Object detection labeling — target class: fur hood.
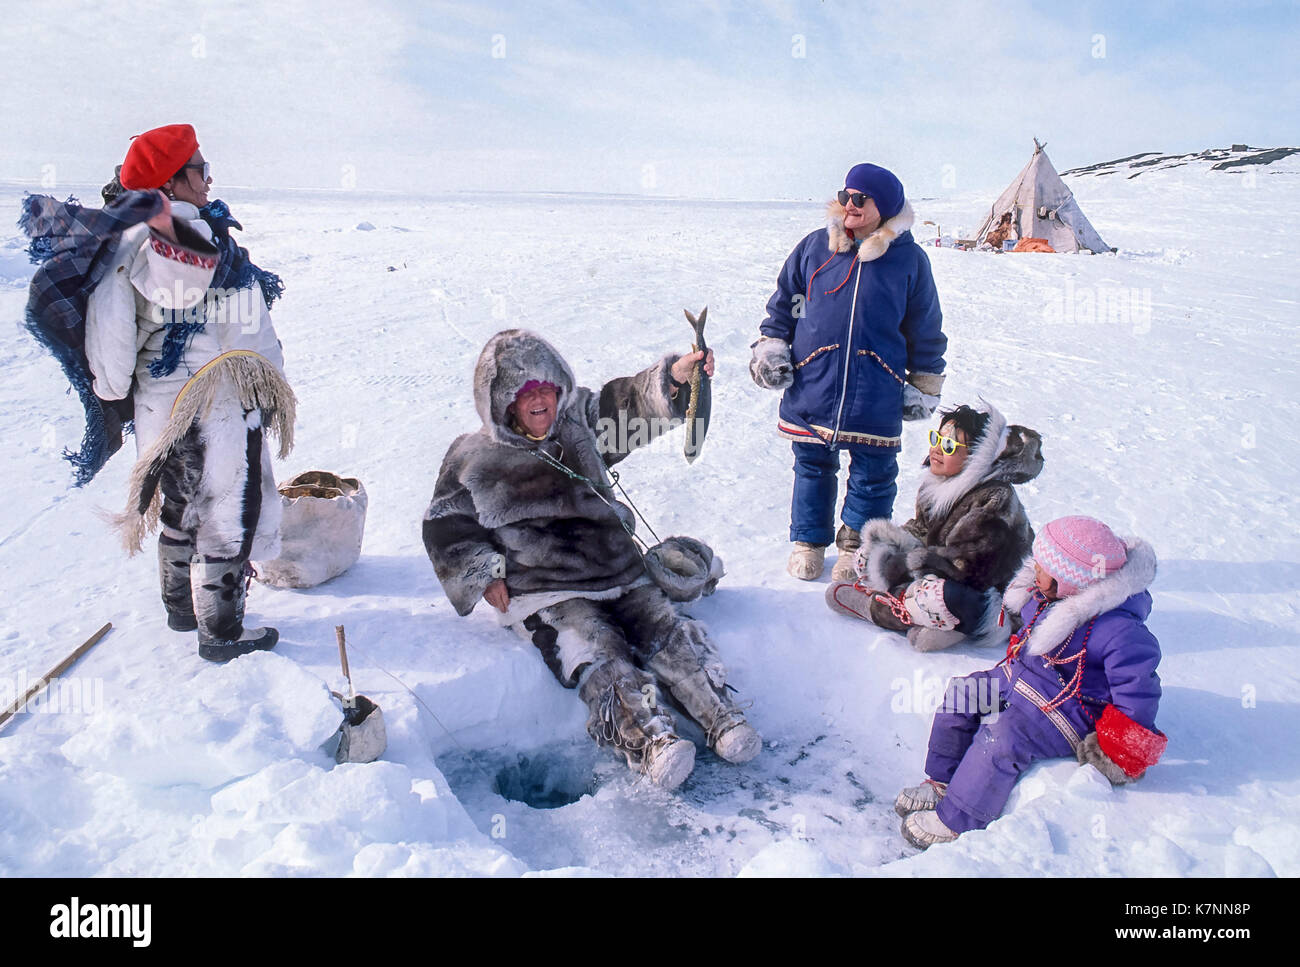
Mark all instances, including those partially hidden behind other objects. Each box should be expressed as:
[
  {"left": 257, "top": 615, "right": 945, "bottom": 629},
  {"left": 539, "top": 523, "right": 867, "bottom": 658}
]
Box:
[
  {"left": 915, "top": 402, "right": 1044, "bottom": 522},
  {"left": 826, "top": 199, "right": 916, "bottom": 263},
  {"left": 473, "top": 329, "right": 577, "bottom": 447},
  {"left": 1003, "top": 537, "right": 1158, "bottom": 656}
]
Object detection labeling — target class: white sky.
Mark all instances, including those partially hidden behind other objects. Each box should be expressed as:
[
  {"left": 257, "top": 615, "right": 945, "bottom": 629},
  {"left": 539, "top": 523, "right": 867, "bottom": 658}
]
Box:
[{"left": 2, "top": 0, "right": 1296, "bottom": 200}]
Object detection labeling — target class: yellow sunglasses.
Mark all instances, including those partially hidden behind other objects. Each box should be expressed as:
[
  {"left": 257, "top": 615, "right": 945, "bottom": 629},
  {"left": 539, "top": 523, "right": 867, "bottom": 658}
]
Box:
[{"left": 928, "top": 429, "right": 968, "bottom": 456}]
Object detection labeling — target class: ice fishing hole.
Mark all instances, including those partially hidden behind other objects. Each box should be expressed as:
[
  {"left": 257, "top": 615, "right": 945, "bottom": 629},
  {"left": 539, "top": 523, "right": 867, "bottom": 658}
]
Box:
[{"left": 493, "top": 750, "right": 598, "bottom": 809}]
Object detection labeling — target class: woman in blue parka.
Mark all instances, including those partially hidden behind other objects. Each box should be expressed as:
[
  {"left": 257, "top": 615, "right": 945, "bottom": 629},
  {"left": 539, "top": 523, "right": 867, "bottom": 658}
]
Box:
[{"left": 750, "top": 163, "right": 948, "bottom": 582}]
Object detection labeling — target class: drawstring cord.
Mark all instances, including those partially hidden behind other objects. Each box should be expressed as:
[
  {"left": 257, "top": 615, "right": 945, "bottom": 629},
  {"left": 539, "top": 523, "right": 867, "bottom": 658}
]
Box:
[
  {"left": 805, "top": 251, "right": 838, "bottom": 300},
  {"left": 853, "top": 581, "right": 913, "bottom": 626},
  {"left": 806, "top": 250, "right": 858, "bottom": 299},
  {"left": 822, "top": 257, "right": 856, "bottom": 295}
]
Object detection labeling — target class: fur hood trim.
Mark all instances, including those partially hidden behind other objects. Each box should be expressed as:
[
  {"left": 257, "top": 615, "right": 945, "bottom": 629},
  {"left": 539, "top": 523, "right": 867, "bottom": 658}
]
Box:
[
  {"left": 474, "top": 329, "right": 577, "bottom": 447},
  {"left": 826, "top": 200, "right": 916, "bottom": 262},
  {"left": 1004, "top": 537, "right": 1158, "bottom": 656},
  {"left": 916, "top": 401, "right": 1043, "bottom": 521}
]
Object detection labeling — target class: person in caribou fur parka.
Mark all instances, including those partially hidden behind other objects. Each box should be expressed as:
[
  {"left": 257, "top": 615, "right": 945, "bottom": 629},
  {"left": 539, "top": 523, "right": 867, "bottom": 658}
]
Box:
[
  {"left": 826, "top": 401, "right": 1044, "bottom": 651},
  {"left": 422, "top": 329, "right": 761, "bottom": 790}
]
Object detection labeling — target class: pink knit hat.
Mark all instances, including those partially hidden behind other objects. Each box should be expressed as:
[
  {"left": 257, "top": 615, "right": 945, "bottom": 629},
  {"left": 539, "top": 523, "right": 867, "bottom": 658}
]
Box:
[{"left": 1032, "top": 516, "right": 1128, "bottom": 597}]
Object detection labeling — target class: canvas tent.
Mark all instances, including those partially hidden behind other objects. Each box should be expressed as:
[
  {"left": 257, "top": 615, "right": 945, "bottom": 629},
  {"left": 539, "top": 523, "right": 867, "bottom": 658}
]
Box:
[{"left": 974, "top": 140, "right": 1112, "bottom": 253}]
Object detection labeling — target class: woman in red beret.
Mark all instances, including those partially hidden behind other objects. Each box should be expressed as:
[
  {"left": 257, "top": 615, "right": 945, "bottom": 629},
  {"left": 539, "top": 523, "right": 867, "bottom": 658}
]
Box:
[{"left": 85, "top": 123, "right": 295, "bottom": 661}]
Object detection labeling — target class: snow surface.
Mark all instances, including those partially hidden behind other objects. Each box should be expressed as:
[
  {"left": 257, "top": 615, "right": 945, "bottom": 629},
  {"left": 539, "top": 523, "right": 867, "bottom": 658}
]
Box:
[{"left": 1, "top": 157, "right": 1298, "bottom": 877}]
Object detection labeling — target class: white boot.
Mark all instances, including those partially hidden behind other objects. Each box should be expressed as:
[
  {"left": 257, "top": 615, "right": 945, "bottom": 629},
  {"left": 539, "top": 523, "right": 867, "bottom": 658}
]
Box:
[
  {"left": 901, "top": 809, "right": 959, "bottom": 849},
  {"left": 580, "top": 659, "right": 695, "bottom": 789},
  {"left": 907, "top": 626, "right": 968, "bottom": 652},
  {"left": 787, "top": 542, "right": 826, "bottom": 581},
  {"left": 711, "top": 719, "right": 762, "bottom": 763},
  {"left": 644, "top": 734, "right": 696, "bottom": 790},
  {"left": 646, "top": 633, "right": 762, "bottom": 764},
  {"left": 830, "top": 525, "right": 861, "bottom": 582},
  {"left": 894, "top": 778, "right": 947, "bottom": 816}
]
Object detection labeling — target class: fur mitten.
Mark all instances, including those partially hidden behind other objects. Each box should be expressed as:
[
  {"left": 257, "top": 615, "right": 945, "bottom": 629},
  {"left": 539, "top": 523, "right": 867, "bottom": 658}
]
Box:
[
  {"left": 902, "top": 383, "right": 941, "bottom": 421},
  {"left": 1088, "top": 703, "right": 1168, "bottom": 782},
  {"left": 643, "top": 536, "right": 724, "bottom": 602},
  {"left": 750, "top": 336, "right": 794, "bottom": 390},
  {"left": 854, "top": 520, "right": 922, "bottom": 589},
  {"left": 1077, "top": 732, "right": 1140, "bottom": 785},
  {"left": 905, "top": 545, "right": 964, "bottom": 582}
]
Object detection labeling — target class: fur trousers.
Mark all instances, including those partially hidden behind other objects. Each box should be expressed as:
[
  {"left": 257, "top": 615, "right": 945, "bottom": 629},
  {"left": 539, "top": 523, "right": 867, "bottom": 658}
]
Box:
[
  {"left": 513, "top": 585, "right": 727, "bottom": 694},
  {"left": 157, "top": 404, "right": 282, "bottom": 562}
]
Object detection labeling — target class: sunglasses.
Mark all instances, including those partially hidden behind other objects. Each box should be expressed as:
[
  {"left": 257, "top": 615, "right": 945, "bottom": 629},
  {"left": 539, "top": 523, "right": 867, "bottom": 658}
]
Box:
[
  {"left": 837, "top": 190, "right": 872, "bottom": 208},
  {"left": 928, "top": 429, "right": 968, "bottom": 456},
  {"left": 183, "top": 162, "right": 211, "bottom": 181}
]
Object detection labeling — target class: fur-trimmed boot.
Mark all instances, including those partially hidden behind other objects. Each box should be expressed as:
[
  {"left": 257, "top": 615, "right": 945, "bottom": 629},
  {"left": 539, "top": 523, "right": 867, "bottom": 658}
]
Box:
[
  {"left": 158, "top": 531, "right": 197, "bottom": 632},
  {"left": 646, "top": 633, "right": 761, "bottom": 764},
  {"left": 829, "top": 525, "right": 861, "bottom": 582},
  {"left": 579, "top": 658, "right": 696, "bottom": 789},
  {"left": 190, "top": 557, "right": 279, "bottom": 662},
  {"left": 787, "top": 542, "right": 826, "bottom": 581}
]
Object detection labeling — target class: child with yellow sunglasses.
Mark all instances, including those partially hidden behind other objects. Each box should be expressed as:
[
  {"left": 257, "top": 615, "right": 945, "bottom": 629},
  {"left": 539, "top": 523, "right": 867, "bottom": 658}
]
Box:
[{"left": 826, "top": 402, "right": 1044, "bottom": 651}]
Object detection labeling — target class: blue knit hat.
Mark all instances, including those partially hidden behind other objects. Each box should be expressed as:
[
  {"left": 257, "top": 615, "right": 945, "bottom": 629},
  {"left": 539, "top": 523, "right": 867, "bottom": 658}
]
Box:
[{"left": 844, "top": 163, "right": 905, "bottom": 221}]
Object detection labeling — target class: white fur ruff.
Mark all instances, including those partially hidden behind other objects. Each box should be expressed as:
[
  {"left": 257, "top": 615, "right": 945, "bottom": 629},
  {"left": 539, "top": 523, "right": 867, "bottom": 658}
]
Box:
[
  {"left": 915, "top": 401, "right": 1010, "bottom": 524},
  {"left": 826, "top": 201, "right": 917, "bottom": 263},
  {"left": 1003, "top": 538, "right": 1158, "bottom": 655}
]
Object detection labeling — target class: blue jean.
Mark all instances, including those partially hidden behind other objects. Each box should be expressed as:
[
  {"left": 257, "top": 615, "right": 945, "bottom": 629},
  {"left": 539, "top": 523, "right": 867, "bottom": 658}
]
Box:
[{"left": 789, "top": 442, "right": 899, "bottom": 545}]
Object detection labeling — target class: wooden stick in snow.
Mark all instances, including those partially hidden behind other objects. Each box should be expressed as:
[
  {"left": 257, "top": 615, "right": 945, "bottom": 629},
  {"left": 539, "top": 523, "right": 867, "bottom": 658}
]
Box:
[
  {"left": 0, "top": 622, "right": 112, "bottom": 729},
  {"left": 336, "top": 624, "right": 356, "bottom": 705}
]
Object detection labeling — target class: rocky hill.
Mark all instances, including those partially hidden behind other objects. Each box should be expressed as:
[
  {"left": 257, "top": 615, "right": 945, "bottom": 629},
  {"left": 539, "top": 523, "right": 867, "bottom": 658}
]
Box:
[{"left": 1062, "top": 145, "right": 1299, "bottom": 179}]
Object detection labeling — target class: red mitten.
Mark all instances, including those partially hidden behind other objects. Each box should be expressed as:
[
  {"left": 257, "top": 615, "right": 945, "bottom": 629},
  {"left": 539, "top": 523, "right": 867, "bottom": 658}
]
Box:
[{"left": 1094, "top": 704, "right": 1167, "bottom": 779}]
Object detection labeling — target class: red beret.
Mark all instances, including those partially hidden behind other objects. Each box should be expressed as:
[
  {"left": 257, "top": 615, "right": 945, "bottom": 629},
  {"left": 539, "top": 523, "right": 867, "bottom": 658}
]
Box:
[{"left": 120, "top": 124, "right": 199, "bottom": 190}]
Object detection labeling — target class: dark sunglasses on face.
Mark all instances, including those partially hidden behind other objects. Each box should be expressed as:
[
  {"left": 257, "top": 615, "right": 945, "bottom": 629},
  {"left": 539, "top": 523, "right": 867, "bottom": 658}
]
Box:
[
  {"left": 184, "top": 162, "right": 211, "bottom": 181},
  {"left": 838, "top": 190, "right": 872, "bottom": 208}
]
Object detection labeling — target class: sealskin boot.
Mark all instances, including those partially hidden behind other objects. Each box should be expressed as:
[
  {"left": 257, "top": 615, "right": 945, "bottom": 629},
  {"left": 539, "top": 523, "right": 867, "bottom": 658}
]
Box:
[
  {"left": 830, "top": 525, "right": 861, "bottom": 582},
  {"left": 191, "top": 557, "right": 279, "bottom": 662},
  {"left": 787, "top": 542, "right": 826, "bottom": 581},
  {"left": 579, "top": 659, "right": 695, "bottom": 789},
  {"left": 158, "top": 533, "right": 197, "bottom": 632},
  {"left": 646, "top": 634, "right": 761, "bottom": 764},
  {"left": 824, "top": 581, "right": 912, "bottom": 632}
]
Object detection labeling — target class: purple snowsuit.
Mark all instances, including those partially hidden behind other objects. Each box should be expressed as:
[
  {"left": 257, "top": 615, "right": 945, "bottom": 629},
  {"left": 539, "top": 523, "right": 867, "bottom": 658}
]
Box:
[{"left": 926, "top": 553, "right": 1161, "bottom": 834}]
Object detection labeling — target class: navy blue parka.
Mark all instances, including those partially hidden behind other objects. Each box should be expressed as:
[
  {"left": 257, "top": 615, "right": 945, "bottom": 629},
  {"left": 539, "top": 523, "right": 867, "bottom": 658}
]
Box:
[{"left": 760, "top": 201, "right": 947, "bottom": 447}]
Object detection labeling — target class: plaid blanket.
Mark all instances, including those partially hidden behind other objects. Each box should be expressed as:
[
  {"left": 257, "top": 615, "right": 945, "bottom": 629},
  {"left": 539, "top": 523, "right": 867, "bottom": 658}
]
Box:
[
  {"left": 20, "top": 192, "right": 285, "bottom": 485},
  {"left": 20, "top": 190, "right": 162, "bottom": 485}
]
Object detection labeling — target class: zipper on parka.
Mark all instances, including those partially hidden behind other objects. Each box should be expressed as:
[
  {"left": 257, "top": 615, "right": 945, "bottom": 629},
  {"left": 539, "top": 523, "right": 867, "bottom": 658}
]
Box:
[{"left": 831, "top": 260, "right": 864, "bottom": 445}]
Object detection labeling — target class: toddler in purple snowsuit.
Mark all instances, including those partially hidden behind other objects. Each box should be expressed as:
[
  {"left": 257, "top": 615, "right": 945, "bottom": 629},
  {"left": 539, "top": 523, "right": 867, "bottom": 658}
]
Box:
[{"left": 895, "top": 516, "right": 1168, "bottom": 849}]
